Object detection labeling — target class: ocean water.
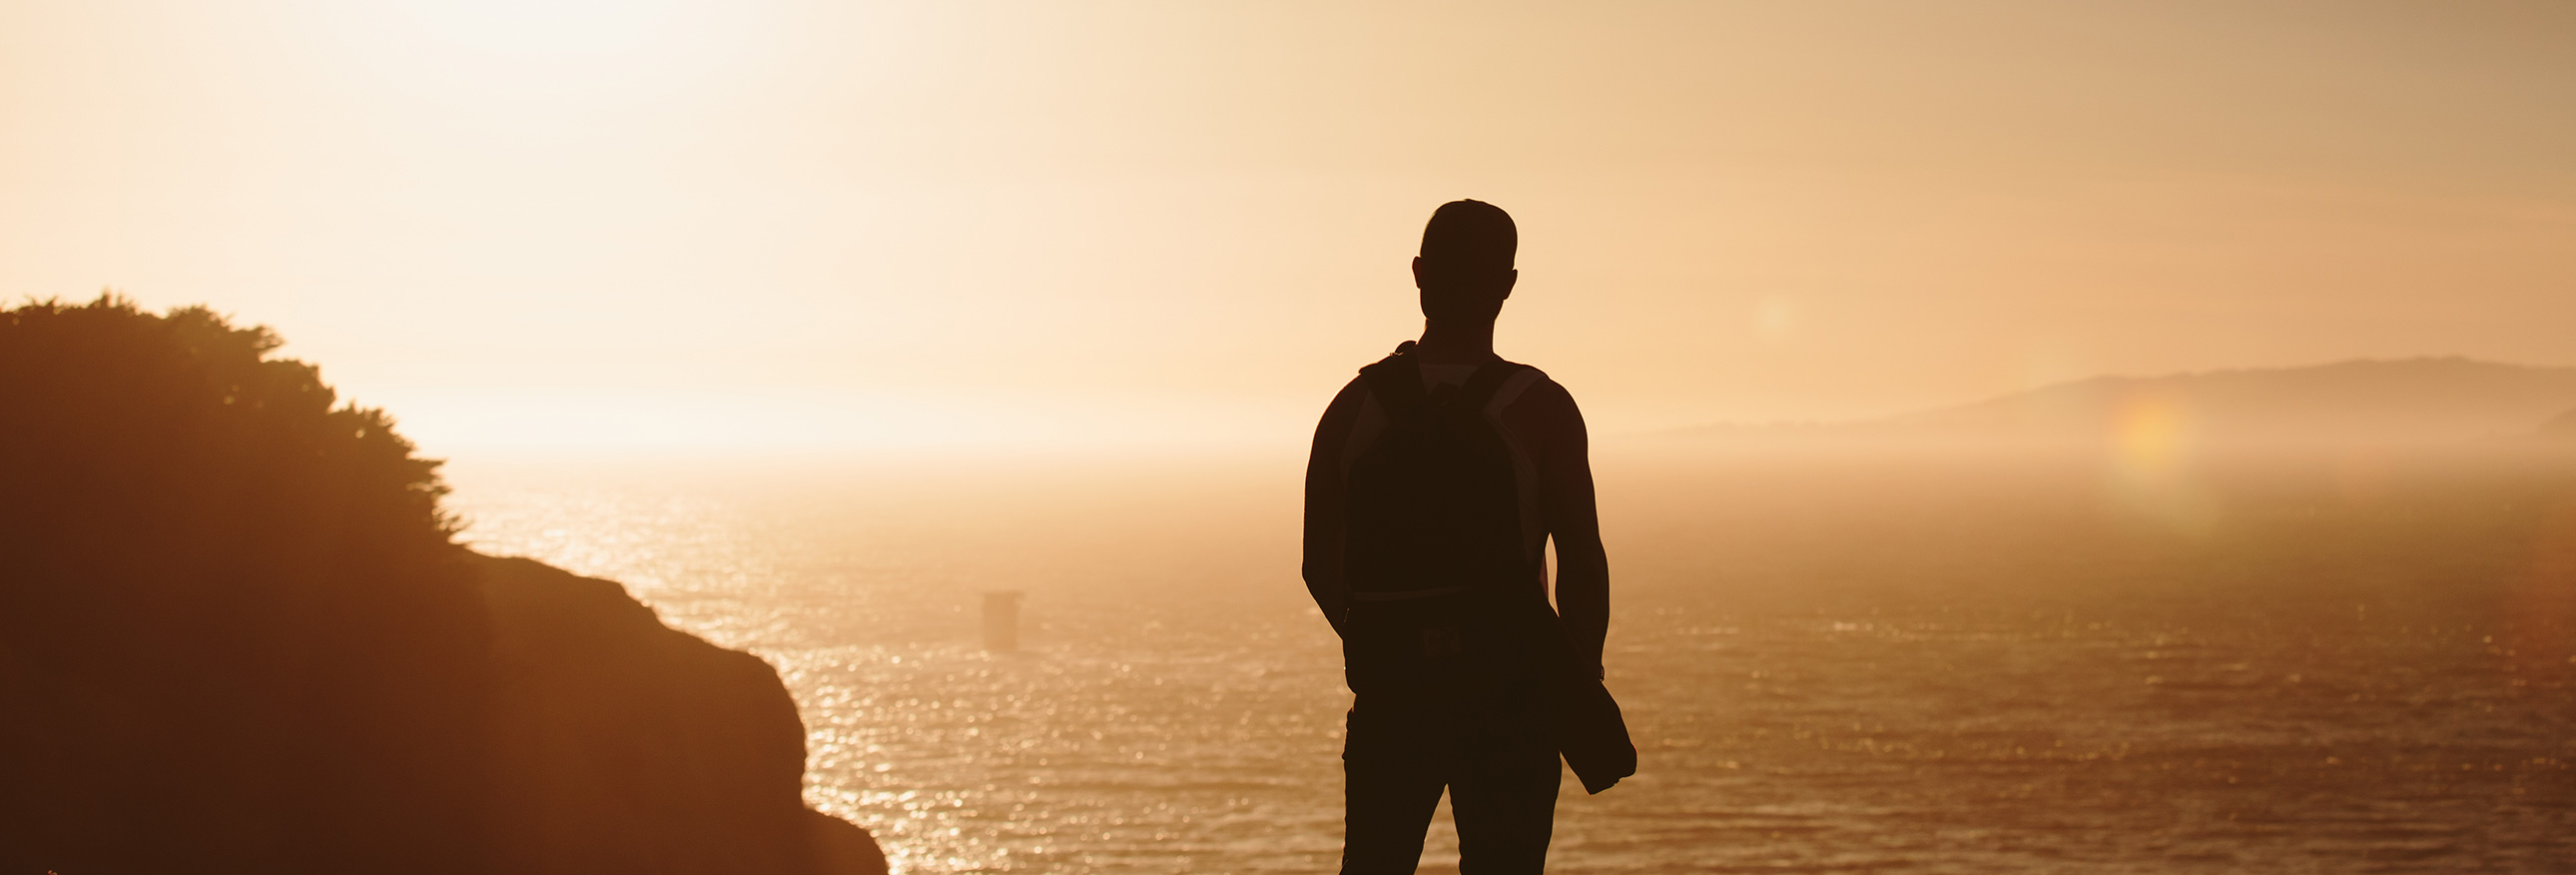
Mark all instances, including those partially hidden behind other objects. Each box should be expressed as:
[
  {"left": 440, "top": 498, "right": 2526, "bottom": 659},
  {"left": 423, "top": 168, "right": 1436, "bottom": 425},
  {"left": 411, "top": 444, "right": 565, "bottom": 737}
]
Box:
[{"left": 444, "top": 452, "right": 2576, "bottom": 874}]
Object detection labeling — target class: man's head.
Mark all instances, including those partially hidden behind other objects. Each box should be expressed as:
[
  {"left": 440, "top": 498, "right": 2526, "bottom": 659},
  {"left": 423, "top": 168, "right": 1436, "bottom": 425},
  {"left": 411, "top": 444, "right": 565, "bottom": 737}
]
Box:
[{"left": 1413, "top": 200, "right": 1518, "bottom": 324}]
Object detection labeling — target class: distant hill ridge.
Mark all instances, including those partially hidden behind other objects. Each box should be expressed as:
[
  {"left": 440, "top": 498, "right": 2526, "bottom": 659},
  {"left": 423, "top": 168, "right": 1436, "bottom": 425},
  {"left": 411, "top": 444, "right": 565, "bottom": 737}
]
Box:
[
  {"left": 1675, "top": 358, "right": 2576, "bottom": 449},
  {"left": 2544, "top": 407, "right": 2576, "bottom": 438}
]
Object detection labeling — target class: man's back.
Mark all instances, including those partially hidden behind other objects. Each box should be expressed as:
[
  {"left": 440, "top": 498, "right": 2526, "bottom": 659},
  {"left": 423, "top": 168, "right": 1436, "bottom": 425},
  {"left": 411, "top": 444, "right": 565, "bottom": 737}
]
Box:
[{"left": 1300, "top": 201, "right": 1616, "bottom": 875}]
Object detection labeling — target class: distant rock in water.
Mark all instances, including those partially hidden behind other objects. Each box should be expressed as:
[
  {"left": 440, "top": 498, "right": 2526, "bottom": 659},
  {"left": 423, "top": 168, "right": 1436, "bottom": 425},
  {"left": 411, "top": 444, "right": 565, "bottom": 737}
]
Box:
[{"left": 0, "top": 297, "right": 884, "bottom": 874}]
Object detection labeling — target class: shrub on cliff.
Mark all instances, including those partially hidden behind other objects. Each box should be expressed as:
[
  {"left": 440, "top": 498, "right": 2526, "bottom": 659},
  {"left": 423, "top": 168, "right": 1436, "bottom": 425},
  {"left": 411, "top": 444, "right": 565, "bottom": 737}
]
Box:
[{"left": 0, "top": 297, "right": 496, "bottom": 872}]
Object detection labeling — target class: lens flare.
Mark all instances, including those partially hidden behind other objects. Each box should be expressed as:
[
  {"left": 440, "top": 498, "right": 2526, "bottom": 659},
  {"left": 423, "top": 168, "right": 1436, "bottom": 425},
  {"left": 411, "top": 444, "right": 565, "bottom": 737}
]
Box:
[
  {"left": 2112, "top": 394, "right": 2188, "bottom": 479},
  {"left": 2107, "top": 393, "right": 2214, "bottom": 533}
]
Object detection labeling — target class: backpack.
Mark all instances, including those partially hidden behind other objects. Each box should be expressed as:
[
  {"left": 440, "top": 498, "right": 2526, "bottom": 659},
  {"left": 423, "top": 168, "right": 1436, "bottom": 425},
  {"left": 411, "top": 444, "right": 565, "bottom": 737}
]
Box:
[
  {"left": 1342, "top": 342, "right": 1536, "bottom": 599},
  {"left": 1341, "top": 341, "right": 1639, "bottom": 794}
]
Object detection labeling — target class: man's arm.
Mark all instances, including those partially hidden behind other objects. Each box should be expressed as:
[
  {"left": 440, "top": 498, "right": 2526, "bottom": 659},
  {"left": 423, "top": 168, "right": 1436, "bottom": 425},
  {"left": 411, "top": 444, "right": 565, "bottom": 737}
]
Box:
[
  {"left": 1302, "top": 379, "right": 1367, "bottom": 639},
  {"left": 1509, "top": 380, "right": 1609, "bottom": 674}
]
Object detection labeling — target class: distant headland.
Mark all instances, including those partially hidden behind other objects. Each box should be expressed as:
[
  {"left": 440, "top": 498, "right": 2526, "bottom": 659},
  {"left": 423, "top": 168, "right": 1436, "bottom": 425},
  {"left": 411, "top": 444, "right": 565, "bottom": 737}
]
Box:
[
  {"left": 0, "top": 297, "right": 885, "bottom": 874},
  {"left": 1651, "top": 357, "right": 2576, "bottom": 454}
]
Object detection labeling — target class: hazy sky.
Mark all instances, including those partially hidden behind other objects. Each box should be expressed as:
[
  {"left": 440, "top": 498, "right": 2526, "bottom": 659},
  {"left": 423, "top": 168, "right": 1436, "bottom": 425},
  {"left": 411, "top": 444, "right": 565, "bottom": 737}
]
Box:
[{"left": 5, "top": 1, "right": 2571, "bottom": 453}]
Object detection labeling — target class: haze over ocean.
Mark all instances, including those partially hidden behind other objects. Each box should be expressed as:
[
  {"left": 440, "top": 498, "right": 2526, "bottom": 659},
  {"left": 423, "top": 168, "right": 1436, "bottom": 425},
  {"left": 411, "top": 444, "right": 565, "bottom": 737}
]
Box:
[
  {"left": 11, "top": 2, "right": 2576, "bottom": 871},
  {"left": 9, "top": 2, "right": 2571, "bottom": 452},
  {"left": 445, "top": 446, "right": 2576, "bottom": 873}
]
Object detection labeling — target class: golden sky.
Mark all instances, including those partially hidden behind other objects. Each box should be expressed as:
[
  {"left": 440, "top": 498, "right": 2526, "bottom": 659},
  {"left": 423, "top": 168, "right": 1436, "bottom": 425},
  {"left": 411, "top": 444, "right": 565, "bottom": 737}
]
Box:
[{"left": 4, "top": 1, "right": 2570, "bottom": 452}]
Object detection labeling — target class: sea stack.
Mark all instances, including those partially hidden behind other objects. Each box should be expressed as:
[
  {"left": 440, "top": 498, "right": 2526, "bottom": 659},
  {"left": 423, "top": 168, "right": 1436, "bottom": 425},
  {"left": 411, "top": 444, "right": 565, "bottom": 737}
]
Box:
[{"left": 982, "top": 590, "right": 1024, "bottom": 651}]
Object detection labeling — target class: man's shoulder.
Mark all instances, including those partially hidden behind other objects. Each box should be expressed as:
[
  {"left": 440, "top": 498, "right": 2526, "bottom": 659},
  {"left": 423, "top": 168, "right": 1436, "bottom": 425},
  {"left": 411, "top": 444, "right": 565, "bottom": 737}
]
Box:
[
  {"left": 1312, "top": 375, "right": 1372, "bottom": 437},
  {"left": 1496, "top": 366, "right": 1586, "bottom": 452},
  {"left": 1498, "top": 364, "right": 1575, "bottom": 410},
  {"left": 1325, "top": 374, "right": 1371, "bottom": 410}
]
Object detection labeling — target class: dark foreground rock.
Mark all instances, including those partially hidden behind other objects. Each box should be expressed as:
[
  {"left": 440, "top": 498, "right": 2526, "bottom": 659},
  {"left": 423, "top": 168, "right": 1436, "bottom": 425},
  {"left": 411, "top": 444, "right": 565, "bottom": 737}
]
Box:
[
  {"left": 0, "top": 298, "right": 885, "bottom": 873},
  {"left": 477, "top": 554, "right": 886, "bottom": 875}
]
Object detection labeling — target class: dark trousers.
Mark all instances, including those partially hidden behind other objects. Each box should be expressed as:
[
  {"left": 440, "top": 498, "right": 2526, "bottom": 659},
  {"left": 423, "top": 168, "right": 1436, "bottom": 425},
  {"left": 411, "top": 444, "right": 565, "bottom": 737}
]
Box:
[{"left": 1340, "top": 683, "right": 1561, "bottom": 874}]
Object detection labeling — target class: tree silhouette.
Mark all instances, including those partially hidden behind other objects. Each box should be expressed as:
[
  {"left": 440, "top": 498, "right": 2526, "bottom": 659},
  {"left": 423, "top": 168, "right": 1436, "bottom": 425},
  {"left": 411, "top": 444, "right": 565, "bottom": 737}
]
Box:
[{"left": 0, "top": 296, "right": 496, "bottom": 872}]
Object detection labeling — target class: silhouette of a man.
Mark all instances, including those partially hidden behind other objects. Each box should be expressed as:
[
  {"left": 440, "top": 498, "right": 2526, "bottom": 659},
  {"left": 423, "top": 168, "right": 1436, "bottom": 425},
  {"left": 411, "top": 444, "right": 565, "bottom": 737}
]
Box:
[{"left": 1304, "top": 200, "right": 1610, "bottom": 874}]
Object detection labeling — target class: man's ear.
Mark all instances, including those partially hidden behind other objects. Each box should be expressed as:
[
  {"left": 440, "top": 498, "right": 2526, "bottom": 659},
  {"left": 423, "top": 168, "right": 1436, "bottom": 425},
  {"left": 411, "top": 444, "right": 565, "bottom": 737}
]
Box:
[{"left": 1411, "top": 256, "right": 1426, "bottom": 290}]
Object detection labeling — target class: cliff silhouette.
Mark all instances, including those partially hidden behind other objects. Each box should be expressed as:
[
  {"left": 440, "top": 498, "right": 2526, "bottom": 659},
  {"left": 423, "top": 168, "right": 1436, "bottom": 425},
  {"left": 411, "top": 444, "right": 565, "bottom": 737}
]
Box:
[{"left": 0, "top": 297, "right": 885, "bottom": 874}]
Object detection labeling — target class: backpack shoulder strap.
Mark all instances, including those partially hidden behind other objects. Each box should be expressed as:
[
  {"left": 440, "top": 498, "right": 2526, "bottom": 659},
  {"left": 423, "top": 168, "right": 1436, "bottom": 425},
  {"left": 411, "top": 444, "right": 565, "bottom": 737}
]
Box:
[
  {"left": 1459, "top": 360, "right": 1532, "bottom": 414},
  {"left": 1357, "top": 341, "right": 1427, "bottom": 417}
]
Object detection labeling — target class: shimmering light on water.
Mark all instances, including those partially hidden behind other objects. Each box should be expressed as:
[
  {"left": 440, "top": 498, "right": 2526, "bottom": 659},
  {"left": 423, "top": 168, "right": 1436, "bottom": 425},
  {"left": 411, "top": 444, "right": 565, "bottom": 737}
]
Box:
[{"left": 448, "top": 456, "right": 2575, "bottom": 873}]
